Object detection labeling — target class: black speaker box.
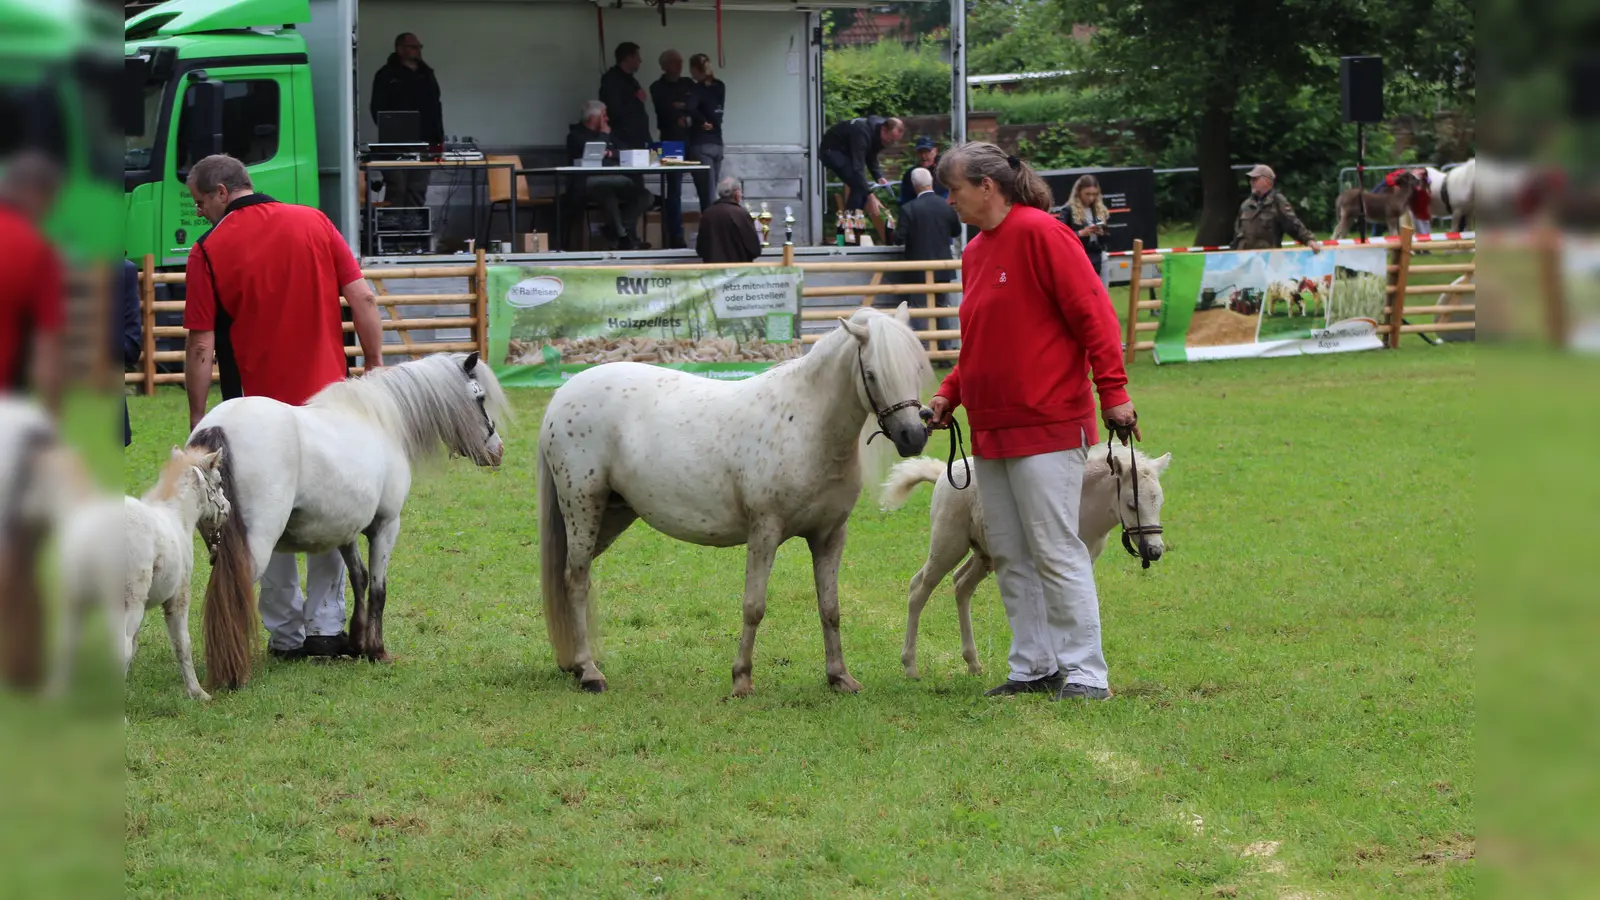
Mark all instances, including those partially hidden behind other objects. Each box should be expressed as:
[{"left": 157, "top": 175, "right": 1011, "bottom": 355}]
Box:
[{"left": 1340, "top": 56, "right": 1384, "bottom": 123}]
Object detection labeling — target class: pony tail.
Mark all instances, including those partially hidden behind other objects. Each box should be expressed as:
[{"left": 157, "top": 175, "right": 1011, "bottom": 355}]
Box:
[
  {"left": 1013, "top": 160, "right": 1054, "bottom": 212},
  {"left": 188, "top": 427, "right": 259, "bottom": 691}
]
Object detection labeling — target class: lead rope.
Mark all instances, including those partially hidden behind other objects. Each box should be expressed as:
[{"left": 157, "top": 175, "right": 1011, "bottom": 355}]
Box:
[
  {"left": 1106, "top": 416, "right": 1159, "bottom": 570},
  {"left": 919, "top": 408, "right": 970, "bottom": 490}
]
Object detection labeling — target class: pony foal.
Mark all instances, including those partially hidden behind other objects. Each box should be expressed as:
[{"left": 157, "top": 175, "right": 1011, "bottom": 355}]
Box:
[
  {"left": 880, "top": 442, "right": 1171, "bottom": 679},
  {"left": 50, "top": 446, "right": 230, "bottom": 700}
]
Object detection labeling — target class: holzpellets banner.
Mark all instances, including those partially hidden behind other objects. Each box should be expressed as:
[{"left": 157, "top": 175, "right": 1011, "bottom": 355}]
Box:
[
  {"left": 1152, "top": 248, "right": 1389, "bottom": 364},
  {"left": 486, "top": 266, "right": 803, "bottom": 387}
]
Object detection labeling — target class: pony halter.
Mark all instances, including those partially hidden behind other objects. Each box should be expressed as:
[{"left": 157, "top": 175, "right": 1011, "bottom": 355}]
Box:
[
  {"left": 858, "top": 345, "right": 922, "bottom": 444},
  {"left": 467, "top": 377, "right": 496, "bottom": 438},
  {"left": 1106, "top": 419, "right": 1161, "bottom": 569}
]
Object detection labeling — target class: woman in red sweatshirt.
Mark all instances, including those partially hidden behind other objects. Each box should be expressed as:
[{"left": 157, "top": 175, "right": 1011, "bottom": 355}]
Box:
[{"left": 927, "top": 142, "right": 1139, "bottom": 701}]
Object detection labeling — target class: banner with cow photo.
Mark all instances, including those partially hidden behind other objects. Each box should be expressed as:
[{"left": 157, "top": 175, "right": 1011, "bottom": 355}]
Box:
[
  {"left": 1152, "top": 247, "right": 1390, "bottom": 364},
  {"left": 485, "top": 266, "right": 803, "bottom": 387}
]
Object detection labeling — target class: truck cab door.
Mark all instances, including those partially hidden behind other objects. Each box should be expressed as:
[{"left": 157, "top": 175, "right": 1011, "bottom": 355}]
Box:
[{"left": 161, "top": 65, "right": 296, "bottom": 265}]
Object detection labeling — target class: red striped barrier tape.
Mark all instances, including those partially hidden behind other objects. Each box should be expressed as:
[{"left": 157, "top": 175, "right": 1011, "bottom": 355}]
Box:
[{"left": 1107, "top": 231, "right": 1476, "bottom": 258}]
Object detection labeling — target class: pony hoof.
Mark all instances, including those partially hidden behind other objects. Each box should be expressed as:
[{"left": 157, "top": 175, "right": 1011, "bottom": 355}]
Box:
[
  {"left": 579, "top": 678, "right": 607, "bottom": 694},
  {"left": 904, "top": 668, "right": 920, "bottom": 680},
  {"left": 731, "top": 674, "right": 754, "bottom": 697},
  {"left": 829, "top": 673, "right": 863, "bottom": 694},
  {"left": 364, "top": 650, "right": 394, "bottom": 664},
  {"left": 190, "top": 689, "right": 213, "bottom": 702}
]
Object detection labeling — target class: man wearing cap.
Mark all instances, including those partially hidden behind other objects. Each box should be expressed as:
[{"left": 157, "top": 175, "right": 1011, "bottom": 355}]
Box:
[
  {"left": 1234, "top": 164, "right": 1320, "bottom": 252},
  {"left": 898, "top": 137, "right": 946, "bottom": 206}
]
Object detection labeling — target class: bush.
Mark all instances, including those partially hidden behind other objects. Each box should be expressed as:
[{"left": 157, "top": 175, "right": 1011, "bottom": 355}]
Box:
[
  {"left": 972, "top": 86, "right": 1097, "bottom": 125},
  {"left": 822, "top": 41, "right": 950, "bottom": 124}
]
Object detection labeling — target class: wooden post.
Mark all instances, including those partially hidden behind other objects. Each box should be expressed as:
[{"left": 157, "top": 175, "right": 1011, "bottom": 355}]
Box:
[
  {"left": 923, "top": 267, "right": 937, "bottom": 351},
  {"left": 140, "top": 254, "right": 158, "bottom": 396},
  {"left": 474, "top": 247, "right": 489, "bottom": 357},
  {"left": 1124, "top": 240, "right": 1144, "bottom": 365},
  {"left": 1386, "top": 226, "right": 1413, "bottom": 349},
  {"left": 781, "top": 243, "right": 795, "bottom": 267},
  {"left": 1540, "top": 226, "right": 1567, "bottom": 347}
]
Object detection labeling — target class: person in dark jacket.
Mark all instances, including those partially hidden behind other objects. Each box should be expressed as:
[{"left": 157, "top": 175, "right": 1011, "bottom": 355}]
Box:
[
  {"left": 686, "top": 53, "right": 727, "bottom": 213},
  {"left": 898, "top": 136, "right": 946, "bottom": 206},
  {"left": 600, "top": 43, "right": 651, "bottom": 151},
  {"left": 695, "top": 178, "right": 762, "bottom": 264},
  {"left": 891, "top": 167, "right": 963, "bottom": 350},
  {"left": 651, "top": 49, "right": 696, "bottom": 249},
  {"left": 369, "top": 32, "right": 444, "bottom": 206},
  {"left": 820, "top": 114, "right": 904, "bottom": 235},
  {"left": 566, "top": 102, "right": 653, "bottom": 249},
  {"left": 120, "top": 258, "right": 141, "bottom": 446}
]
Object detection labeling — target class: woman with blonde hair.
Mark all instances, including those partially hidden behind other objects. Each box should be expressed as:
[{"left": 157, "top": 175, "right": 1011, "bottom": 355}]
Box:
[
  {"left": 927, "top": 143, "right": 1138, "bottom": 701},
  {"left": 1063, "top": 174, "right": 1110, "bottom": 278}
]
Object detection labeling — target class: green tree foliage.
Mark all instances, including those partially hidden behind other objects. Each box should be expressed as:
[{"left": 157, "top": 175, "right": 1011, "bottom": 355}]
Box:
[
  {"left": 1055, "top": 0, "right": 1475, "bottom": 243},
  {"left": 966, "top": 0, "right": 1085, "bottom": 75},
  {"left": 822, "top": 41, "right": 950, "bottom": 124}
]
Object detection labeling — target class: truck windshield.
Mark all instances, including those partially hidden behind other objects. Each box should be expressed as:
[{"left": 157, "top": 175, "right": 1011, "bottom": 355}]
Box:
[
  {"left": 0, "top": 84, "right": 66, "bottom": 161},
  {"left": 125, "top": 82, "right": 163, "bottom": 171}
]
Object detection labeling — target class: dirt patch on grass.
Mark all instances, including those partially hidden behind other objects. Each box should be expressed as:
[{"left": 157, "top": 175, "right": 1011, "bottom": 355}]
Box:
[{"left": 1186, "top": 308, "right": 1260, "bottom": 347}]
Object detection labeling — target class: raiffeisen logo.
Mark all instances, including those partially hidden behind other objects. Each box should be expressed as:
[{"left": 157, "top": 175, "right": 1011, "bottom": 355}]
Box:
[{"left": 506, "top": 276, "right": 564, "bottom": 308}]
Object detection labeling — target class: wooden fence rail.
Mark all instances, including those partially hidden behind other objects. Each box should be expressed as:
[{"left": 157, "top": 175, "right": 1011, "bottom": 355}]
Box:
[
  {"left": 1123, "top": 225, "right": 1476, "bottom": 363},
  {"left": 127, "top": 249, "right": 968, "bottom": 389}
]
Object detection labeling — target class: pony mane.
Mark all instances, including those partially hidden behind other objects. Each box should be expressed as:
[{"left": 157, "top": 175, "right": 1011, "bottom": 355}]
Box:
[
  {"left": 1086, "top": 441, "right": 1161, "bottom": 484},
  {"left": 852, "top": 307, "right": 937, "bottom": 491},
  {"left": 307, "top": 353, "right": 510, "bottom": 463},
  {"left": 146, "top": 446, "right": 217, "bottom": 504}
]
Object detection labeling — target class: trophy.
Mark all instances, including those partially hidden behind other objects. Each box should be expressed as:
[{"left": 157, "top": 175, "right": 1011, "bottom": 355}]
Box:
[
  {"left": 783, "top": 205, "right": 795, "bottom": 246},
  {"left": 758, "top": 202, "right": 773, "bottom": 247}
]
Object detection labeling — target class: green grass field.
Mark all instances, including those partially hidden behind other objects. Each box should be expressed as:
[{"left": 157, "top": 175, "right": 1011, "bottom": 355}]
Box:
[{"left": 120, "top": 347, "right": 1474, "bottom": 898}]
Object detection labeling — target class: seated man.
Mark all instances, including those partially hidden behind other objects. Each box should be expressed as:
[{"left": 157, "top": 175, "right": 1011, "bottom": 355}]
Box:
[
  {"left": 695, "top": 177, "right": 762, "bottom": 264},
  {"left": 565, "top": 100, "right": 654, "bottom": 249}
]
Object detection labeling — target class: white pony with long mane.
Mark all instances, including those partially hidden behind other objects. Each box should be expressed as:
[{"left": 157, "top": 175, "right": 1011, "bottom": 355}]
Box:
[
  {"left": 539, "top": 303, "right": 932, "bottom": 696},
  {"left": 49, "top": 446, "right": 231, "bottom": 700},
  {"left": 191, "top": 351, "right": 508, "bottom": 691},
  {"left": 880, "top": 443, "right": 1171, "bottom": 679},
  {"left": 1422, "top": 159, "right": 1474, "bottom": 231}
]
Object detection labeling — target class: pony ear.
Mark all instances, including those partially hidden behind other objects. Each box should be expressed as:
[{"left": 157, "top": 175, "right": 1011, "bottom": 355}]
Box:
[
  {"left": 463, "top": 351, "right": 481, "bottom": 374},
  {"left": 199, "top": 447, "right": 224, "bottom": 471},
  {"left": 1107, "top": 452, "right": 1124, "bottom": 477},
  {"left": 1150, "top": 452, "right": 1171, "bottom": 475},
  {"left": 893, "top": 301, "right": 910, "bottom": 326},
  {"left": 840, "top": 316, "right": 870, "bottom": 343}
]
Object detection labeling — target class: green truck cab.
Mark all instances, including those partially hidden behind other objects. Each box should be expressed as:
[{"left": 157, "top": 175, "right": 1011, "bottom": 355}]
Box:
[
  {"left": 124, "top": 0, "right": 320, "bottom": 268},
  {"left": 0, "top": 0, "right": 124, "bottom": 264}
]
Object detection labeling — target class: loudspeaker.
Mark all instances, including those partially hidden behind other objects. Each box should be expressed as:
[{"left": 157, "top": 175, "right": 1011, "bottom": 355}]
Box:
[{"left": 1340, "top": 56, "right": 1384, "bottom": 123}]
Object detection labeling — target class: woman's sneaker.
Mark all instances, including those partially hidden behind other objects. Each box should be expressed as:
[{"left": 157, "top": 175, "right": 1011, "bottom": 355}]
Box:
[
  {"left": 984, "top": 672, "right": 1066, "bottom": 697},
  {"left": 1051, "top": 682, "right": 1111, "bottom": 701}
]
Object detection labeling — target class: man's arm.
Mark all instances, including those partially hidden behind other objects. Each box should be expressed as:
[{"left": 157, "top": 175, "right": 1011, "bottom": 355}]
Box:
[
  {"left": 740, "top": 214, "right": 763, "bottom": 262},
  {"left": 343, "top": 278, "right": 384, "bottom": 370},
  {"left": 30, "top": 331, "right": 62, "bottom": 417},
  {"left": 1277, "top": 194, "right": 1320, "bottom": 248},
  {"left": 185, "top": 330, "right": 214, "bottom": 430}
]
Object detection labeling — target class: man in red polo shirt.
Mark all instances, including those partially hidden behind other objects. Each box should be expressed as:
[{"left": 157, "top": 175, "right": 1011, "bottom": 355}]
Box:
[
  {"left": 0, "top": 151, "right": 64, "bottom": 414},
  {"left": 184, "top": 154, "right": 385, "bottom": 660}
]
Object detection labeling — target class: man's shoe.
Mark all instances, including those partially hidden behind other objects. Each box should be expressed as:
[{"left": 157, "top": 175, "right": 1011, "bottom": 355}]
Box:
[
  {"left": 302, "top": 633, "right": 352, "bottom": 658},
  {"left": 269, "top": 644, "right": 308, "bottom": 661},
  {"left": 984, "top": 672, "right": 1066, "bottom": 697},
  {"left": 1051, "top": 682, "right": 1112, "bottom": 702}
]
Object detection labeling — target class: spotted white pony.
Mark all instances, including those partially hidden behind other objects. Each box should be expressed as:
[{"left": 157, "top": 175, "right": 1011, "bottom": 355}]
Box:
[{"left": 539, "top": 304, "right": 932, "bottom": 696}]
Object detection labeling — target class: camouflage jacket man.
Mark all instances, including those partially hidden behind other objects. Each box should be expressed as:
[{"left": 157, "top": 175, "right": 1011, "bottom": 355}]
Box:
[{"left": 1233, "top": 189, "right": 1318, "bottom": 250}]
